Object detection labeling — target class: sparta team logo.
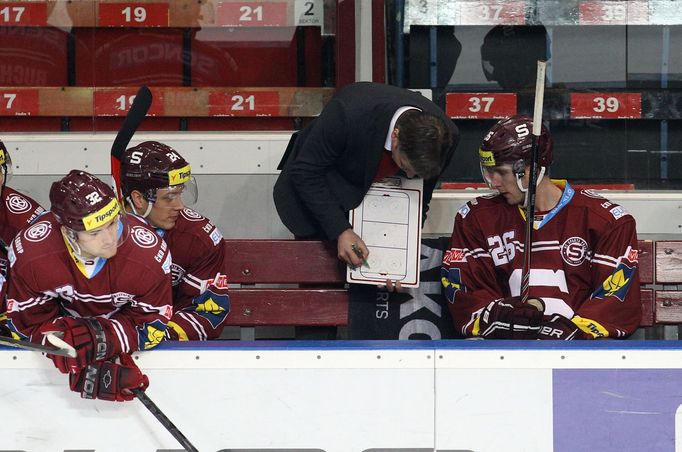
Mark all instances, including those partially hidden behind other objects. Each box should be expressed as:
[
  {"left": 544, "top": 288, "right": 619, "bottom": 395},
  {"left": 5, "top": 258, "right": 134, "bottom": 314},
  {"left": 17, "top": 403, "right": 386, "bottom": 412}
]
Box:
[
  {"left": 560, "top": 236, "right": 589, "bottom": 266},
  {"left": 6, "top": 193, "right": 31, "bottom": 214},
  {"left": 181, "top": 208, "right": 204, "bottom": 222},
  {"left": 23, "top": 221, "right": 52, "bottom": 242},
  {"left": 131, "top": 225, "right": 159, "bottom": 248}
]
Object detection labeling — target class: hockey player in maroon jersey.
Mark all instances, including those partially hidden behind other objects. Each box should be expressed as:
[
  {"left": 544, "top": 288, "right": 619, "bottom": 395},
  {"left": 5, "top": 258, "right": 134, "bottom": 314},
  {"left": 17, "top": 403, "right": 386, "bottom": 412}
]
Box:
[
  {"left": 120, "top": 141, "right": 229, "bottom": 341},
  {"left": 6, "top": 170, "right": 173, "bottom": 401},
  {"left": 441, "top": 115, "right": 641, "bottom": 340},
  {"left": 0, "top": 141, "right": 46, "bottom": 335}
]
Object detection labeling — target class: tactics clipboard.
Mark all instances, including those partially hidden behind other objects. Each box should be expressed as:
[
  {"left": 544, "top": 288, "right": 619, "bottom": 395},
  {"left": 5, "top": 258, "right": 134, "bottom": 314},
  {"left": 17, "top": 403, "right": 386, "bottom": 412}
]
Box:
[{"left": 346, "top": 177, "right": 423, "bottom": 287}]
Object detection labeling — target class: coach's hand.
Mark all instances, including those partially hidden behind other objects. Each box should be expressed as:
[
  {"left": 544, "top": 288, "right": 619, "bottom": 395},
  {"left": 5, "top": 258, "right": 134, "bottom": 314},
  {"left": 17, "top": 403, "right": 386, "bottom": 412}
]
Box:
[
  {"left": 537, "top": 314, "right": 589, "bottom": 340},
  {"left": 69, "top": 353, "right": 149, "bottom": 402},
  {"left": 337, "top": 228, "right": 369, "bottom": 268},
  {"left": 474, "top": 296, "right": 544, "bottom": 339}
]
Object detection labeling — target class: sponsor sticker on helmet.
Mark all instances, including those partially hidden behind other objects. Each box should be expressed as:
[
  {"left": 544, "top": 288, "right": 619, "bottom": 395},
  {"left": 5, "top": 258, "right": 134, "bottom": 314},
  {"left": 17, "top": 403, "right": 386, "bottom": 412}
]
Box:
[
  {"left": 0, "top": 146, "right": 6, "bottom": 166},
  {"left": 82, "top": 198, "right": 120, "bottom": 231},
  {"left": 479, "top": 149, "right": 496, "bottom": 167},
  {"left": 168, "top": 164, "right": 191, "bottom": 186}
]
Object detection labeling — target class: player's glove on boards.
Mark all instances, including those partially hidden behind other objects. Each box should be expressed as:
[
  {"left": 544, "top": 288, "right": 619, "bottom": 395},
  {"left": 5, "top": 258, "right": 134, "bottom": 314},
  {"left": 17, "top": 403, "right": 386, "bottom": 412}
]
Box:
[
  {"left": 69, "top": 353, "right": 149, "bottom": 402},
  {"left": 39, "top": 317, "right": 121, "bottom": 373},
  {"left": 474, "top": 296, "right": 544, "bottom": 339},
  {"left": 537, "top": 314, "right": 589, "bottom": 340}
]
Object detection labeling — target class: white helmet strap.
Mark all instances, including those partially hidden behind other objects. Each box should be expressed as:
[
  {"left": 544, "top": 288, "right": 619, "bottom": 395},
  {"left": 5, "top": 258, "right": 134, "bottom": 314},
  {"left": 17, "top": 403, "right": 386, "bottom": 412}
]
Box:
[
  {"left": 515, "top": 166, "right": 547, "bottom": 208},
  {"left": 127, "top": 195, "right": 154, "bottom": 218}
]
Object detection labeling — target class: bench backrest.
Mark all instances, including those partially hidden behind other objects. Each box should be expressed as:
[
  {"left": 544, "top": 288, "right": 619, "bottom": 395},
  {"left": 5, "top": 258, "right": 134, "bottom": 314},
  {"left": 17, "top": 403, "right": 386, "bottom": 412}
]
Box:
[
  {"left": 222, "top": 240, "right": 347, "bottom": 326},
  {"left": 219, "top": 238, "right": 669, "bottom": 330}
]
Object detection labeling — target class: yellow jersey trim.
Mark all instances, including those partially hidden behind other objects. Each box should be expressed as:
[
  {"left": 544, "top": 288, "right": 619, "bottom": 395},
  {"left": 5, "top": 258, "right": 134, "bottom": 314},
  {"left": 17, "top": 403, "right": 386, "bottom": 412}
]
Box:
[
  {"left": 167, "top": 320, "right": 189, "bottom": 341},
  {"left": 572, "top": 315, "right": 609, "bottom": 338}
]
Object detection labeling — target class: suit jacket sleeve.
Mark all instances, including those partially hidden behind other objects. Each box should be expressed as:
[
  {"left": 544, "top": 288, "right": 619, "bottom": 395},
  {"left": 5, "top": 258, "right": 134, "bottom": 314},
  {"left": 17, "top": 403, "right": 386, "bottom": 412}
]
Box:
[{"left": 288, "top": 98, "right": 353, "bottom": 240}]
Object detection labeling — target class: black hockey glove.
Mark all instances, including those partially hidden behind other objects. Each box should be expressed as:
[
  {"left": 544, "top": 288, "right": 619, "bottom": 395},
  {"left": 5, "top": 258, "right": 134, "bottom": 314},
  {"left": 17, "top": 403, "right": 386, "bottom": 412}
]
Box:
[
  {"left": 474, "top": 296, "right": 544, "bottom": 339},
  {"left": 537, "top": 314, "right": 589, "bottom": 340},
  {"left": 69, "top": 353, "right": 149, "bottom": 402}
]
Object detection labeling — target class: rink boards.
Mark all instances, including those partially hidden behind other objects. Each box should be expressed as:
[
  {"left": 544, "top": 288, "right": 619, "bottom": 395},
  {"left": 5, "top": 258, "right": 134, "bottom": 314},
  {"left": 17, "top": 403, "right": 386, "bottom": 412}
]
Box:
[{"left": 1, "top": 340, "right": 682, "bottom": 452}]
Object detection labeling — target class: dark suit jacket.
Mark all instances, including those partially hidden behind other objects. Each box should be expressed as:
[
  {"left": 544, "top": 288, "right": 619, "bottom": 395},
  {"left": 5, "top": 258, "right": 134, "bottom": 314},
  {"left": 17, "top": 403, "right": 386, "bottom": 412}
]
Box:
[{"left": 273, "top": 82, "right": 460, "bottom": 240}]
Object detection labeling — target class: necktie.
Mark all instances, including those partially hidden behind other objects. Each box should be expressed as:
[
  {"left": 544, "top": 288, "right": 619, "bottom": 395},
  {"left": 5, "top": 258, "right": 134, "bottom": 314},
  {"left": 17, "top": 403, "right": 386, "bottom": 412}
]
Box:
[{"left": 374, "top": 149, "right": 400, "bottom": 181}]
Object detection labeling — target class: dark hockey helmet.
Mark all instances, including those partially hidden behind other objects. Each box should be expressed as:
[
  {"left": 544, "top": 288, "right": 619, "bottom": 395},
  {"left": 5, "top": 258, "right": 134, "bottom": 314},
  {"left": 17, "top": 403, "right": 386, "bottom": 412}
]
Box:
[
  {"left": 479, "top": 115, "right": 553, "bottom": 169},
  {"left": 121, "top": 141, "right": 197, "bottom": 204},
  {"left": 50, "top": 170, "right": 121, "bottom": 232}
]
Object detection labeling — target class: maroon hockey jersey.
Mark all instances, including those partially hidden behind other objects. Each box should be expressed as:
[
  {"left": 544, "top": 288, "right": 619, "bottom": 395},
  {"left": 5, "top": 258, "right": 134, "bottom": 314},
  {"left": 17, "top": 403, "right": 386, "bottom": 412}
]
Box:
[
  {"left": 0, "top": 186, "right": 45, "bottom": 324},
  {"left": 6, "top": 213, "right": 173, "bottom": 352},
  {"left": 158, "top": 208, "right": 229, "bottom": 340},
  {"left": 441, "top": 181, "right": 641, "bottom": 338},
  {"left": 0, "top": 186, "right": 45, "bottom": 274}
]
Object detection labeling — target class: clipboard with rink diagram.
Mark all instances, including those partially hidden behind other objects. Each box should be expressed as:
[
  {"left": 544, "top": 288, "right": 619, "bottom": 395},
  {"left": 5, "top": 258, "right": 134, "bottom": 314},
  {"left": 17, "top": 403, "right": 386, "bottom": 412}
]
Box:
[{"left": 347, "top": 177, "right": 423, "bottom": 287}]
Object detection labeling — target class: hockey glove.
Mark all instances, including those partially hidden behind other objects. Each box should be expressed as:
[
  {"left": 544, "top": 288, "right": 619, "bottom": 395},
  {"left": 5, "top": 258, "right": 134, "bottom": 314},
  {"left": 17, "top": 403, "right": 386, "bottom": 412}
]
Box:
[
  {"left": 69, "top": 353, "right": 149, "bottom": 402},
  {"left": 537, "top": 314, "right": 589, "bottom": 340},
  {"left": 39, "top": 317, "right": 117, "bottom": 374},
  {"left": 474, "top": 296, "right": 544, "bottom": 339}
]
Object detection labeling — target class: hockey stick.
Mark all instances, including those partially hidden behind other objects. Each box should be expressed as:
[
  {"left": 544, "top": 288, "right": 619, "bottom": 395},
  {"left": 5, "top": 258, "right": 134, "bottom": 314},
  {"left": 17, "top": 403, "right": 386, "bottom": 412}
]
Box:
[
  {"left": 48, "top": 335, "right": 198, "bottom": 451},
  {"left": 108, "top": 86, "right": 197, "bottom": 450},
  {"left": 0, "top": 334, "right": 76, "bottom": 357},
  {"left": 520, "top": 60, "right": 547, "bottom": 304},
  {"left": 111, "top": 85, "right": 152, "bottom": 201},
  {"left": 132, "top": 389, "right": 199, "bottom": 452}
]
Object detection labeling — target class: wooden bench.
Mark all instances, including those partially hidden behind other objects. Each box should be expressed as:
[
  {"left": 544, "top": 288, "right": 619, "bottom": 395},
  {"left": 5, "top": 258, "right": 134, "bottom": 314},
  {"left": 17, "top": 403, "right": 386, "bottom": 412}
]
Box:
[
  {"left": 220, "top": 238, "right": 677, "bottom": 339},
  {"left": 222, "top": 240, "right": 347, "bottom": 339}
]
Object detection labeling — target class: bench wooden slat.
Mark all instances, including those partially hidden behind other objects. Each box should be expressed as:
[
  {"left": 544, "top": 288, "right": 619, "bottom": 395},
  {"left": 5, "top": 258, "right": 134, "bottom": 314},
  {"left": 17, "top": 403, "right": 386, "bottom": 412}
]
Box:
[
  {"left": 224, "top": 240, "right": 345, "bottom": 284},
  {"left": 225, "top": 289, "right": 349, "bottom": 326},
  {"left": 637, "top": 239, "right": 653, "bottom": 285},
  {"left": 655, "top": 241, "right": 682, "bottom": 284},
  {"left": 654, "top": 290, "right": 682, "bottom": 324},
  {"left": 219, "top": 239, "right": 662, "bottom": 331},
  {"left": 640, "top": 288, "right": 654, "bottom": 327}
]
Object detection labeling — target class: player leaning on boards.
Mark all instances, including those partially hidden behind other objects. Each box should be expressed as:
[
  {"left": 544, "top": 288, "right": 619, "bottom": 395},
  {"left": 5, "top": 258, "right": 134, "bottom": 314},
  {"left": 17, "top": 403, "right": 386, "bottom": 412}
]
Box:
[
  {"left": 120, "top": 141, "right": 230, "bottom": 340},
  {"left": 6, "top": 170, "right": 173, "bottom": 400},
  {"left": 274, "top": 82, "right": 459, "bottom": 268},
  {"left": 441, "top": 115, "right": 641, "bottom": 340},
  {"left": 0, "top": 141, "right": 46, "bottom": 335}
]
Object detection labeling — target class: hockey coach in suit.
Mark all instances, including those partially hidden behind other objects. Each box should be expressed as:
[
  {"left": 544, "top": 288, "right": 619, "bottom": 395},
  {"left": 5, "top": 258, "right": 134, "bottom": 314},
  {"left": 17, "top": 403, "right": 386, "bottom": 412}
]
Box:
[{"left": 274, "top": 82, "right": 459, "bottom": 267}]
